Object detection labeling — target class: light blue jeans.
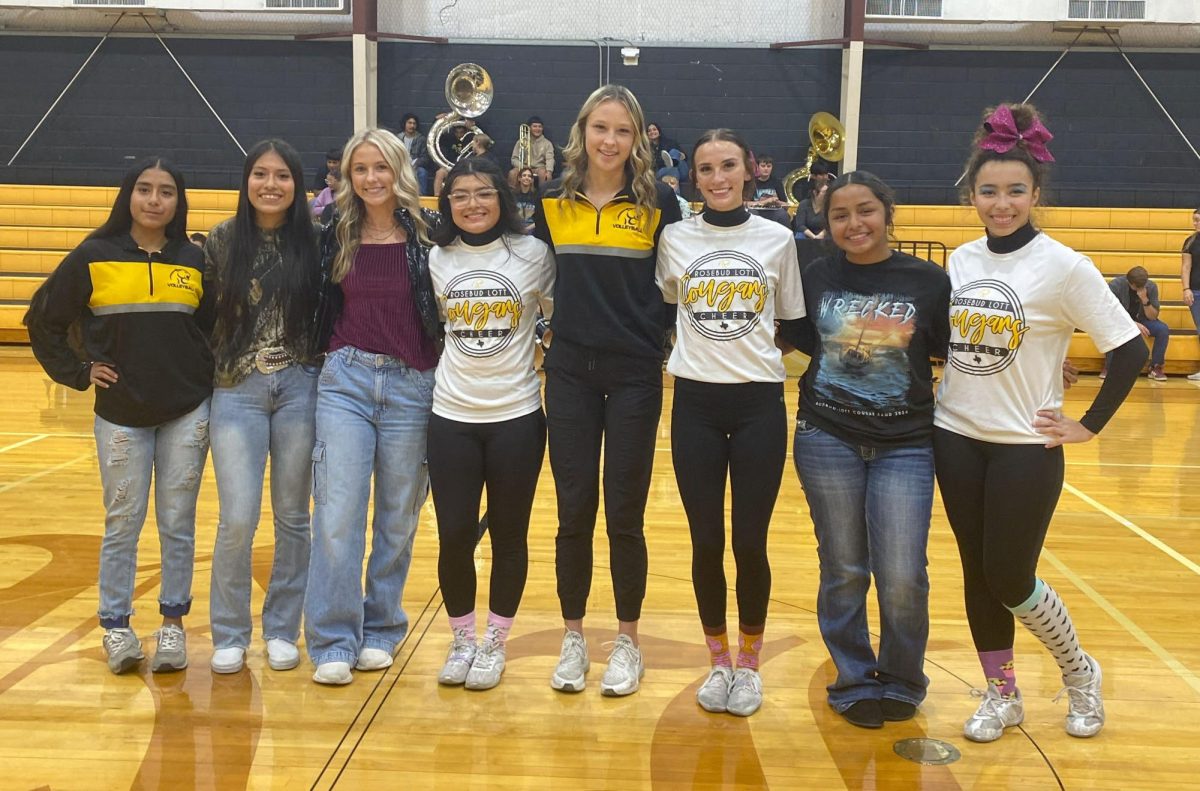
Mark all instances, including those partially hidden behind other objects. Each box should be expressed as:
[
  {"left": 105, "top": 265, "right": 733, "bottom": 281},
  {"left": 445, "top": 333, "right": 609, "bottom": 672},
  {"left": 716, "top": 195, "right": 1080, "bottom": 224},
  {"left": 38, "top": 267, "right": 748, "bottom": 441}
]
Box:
[
  {"left": 209, "top": 365, "right": 318, "bottom": 650},
  {"left": 95, "top": 399, "right": 210, "bottom": 629},
  {"left": 793, "top": 420, "right": 932, "bottom": 711},
  {"left": 303, "top": 346, "right": 435, "bottom": 667}
]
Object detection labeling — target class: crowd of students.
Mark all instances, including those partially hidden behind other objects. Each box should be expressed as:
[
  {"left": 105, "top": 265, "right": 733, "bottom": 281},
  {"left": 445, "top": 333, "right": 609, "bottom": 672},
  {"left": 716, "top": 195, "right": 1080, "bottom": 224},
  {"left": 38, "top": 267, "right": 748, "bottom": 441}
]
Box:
[{"left": 24, "top": 88, "right": 1143, "bottom": 742}]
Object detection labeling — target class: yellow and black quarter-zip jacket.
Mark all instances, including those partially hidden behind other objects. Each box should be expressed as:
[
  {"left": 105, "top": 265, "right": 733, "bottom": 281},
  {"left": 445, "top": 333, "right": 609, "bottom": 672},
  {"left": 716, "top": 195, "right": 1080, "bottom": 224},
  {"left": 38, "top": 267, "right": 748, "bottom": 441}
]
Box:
[
  {"left": 533, "top": 179, "right": 682, "bottom": 359},
  {"left": 25, "top": 233, "right": 215, "bottom": 427}
]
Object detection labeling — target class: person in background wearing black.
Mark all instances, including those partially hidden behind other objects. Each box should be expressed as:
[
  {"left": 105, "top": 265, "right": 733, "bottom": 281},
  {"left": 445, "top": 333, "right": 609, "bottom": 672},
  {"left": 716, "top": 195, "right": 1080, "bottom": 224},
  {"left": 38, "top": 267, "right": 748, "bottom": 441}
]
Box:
[
  {"left": 312, "top": 147, "right": 342, "bottom": 195},
  {"left": 399, "top": 113, "right": 432, "bottom": 196}
]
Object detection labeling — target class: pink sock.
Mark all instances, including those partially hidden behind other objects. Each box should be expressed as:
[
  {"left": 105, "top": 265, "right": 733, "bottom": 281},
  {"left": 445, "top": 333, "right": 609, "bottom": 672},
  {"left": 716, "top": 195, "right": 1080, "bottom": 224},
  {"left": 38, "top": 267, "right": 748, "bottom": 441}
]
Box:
[
  {"left": 485, "top": 612, "right": 515, "bottom": 647},
  {"left": 978, "top": 649, "right": 1019, "bottom": 699},
  {"left": 737, "top": 630, "right": 763, "bottom": 670},
  {"left": 704, "top": 631, "right": 733, "bottom": 668},
  {"left": 448, "top": 611, "right": 475, "bottom": 636}
]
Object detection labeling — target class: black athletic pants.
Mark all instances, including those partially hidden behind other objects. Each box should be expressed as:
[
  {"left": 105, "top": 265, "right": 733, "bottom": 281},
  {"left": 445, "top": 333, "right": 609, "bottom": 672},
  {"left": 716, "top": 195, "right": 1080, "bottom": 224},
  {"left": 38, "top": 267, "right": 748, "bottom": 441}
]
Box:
[
  {"left": 545, "top": 340, "right": 663, "bottom": 623},
  {"left": 427, "top": 410, "right": 546, "bottom": 619},
  {"left": 933, "top": 427, "right": 1064, "bottom": 652},
  {"left": 672, "top": 378, "right": 787, "bottom": 628}
]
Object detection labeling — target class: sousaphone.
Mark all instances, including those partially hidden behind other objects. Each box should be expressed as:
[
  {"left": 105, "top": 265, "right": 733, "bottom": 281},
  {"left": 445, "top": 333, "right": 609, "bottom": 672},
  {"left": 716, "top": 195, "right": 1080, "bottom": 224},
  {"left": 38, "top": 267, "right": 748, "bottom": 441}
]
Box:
[
  {"left": 783, "top": 112, "right": 846, "bottom": 208},
  {"left": 427, "top": 63, "right": 494, "bottom": 170}
]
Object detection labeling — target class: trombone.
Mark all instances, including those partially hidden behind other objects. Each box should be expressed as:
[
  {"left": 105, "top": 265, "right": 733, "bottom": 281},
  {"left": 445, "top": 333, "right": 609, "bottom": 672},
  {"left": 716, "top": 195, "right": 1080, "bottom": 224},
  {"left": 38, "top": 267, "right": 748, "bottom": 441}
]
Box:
[
  {"left": 783, "top": 112, "right": 846, "bottom": 209},
  {"left": 427, "top": 63, "right": 494, "bottom": 170}
]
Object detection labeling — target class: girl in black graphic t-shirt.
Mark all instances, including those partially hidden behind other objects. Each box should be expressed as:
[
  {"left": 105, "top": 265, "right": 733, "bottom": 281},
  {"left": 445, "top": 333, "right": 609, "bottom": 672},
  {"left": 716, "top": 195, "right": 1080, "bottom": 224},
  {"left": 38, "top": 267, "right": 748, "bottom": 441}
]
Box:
[{"left": 778, "top": 170, "right": 950, "bottom": 730}]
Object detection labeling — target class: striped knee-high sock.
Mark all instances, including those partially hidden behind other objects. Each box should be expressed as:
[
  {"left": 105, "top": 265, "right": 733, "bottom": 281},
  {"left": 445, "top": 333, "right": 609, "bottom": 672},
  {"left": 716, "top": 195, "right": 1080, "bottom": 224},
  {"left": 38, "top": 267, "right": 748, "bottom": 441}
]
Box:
[{"left": 1008, "top": 579, "right": 1089, "bottom": 678}]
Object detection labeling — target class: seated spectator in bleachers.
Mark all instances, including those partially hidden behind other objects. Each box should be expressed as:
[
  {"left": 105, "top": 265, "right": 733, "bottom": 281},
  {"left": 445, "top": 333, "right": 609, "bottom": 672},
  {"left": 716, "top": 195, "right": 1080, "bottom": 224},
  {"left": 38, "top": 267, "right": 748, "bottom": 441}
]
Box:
[
  {"left": 508, "top": 116, "right": 555, "bottom": 188},
  {"left": 792, "top": 180, "right": 828, "bottom": 240},
  {"left": 399, "top": 113, "right": 432, "bottom": 195},
  {"left": 1103, "top": 266, "right": 1169, "bottom": 381},
  {"left": 659, "top": 170, "right": 694, "bottom": 219},
  {"left": 648, "top": 122, "right": 687, "bottom": 179},
  {"left": 792, "top": 160, "right": 834, "bottom": 205},
  {"left": 312, "top": 148, "right": 342, "bottom": 196},
  {"left": 749, "top": 155, "right": 786, "bottom": 208},
  {"left": 434, "top": 119, "right": 484, "bottom": 196},
  {"left": 513, "top": 166, "right": 538, "bottom": 232},
  {"left": 310, "top": 164, "right": 341, "bottom": 222}
]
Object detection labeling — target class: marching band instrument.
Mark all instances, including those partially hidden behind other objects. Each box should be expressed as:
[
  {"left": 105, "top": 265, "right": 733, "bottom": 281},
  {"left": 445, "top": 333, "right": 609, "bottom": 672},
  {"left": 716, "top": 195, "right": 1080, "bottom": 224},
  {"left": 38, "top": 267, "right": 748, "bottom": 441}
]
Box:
[
  {"left": 517, "top": 123, "right": 532, "bottom": 172},
  {"left": 428, "top": 63, "right": 494, "bottom": 170},
  {"left": 783, "top": 112, "right": 847, "bottom": 209}
]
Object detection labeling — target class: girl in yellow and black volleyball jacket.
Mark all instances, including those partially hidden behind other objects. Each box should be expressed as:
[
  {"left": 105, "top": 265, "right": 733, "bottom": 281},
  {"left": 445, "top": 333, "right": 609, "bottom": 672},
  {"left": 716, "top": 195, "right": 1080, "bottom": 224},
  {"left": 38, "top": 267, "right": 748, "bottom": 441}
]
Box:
[{"left": 24, "top": 157, "right": 215, "bottom": 678}]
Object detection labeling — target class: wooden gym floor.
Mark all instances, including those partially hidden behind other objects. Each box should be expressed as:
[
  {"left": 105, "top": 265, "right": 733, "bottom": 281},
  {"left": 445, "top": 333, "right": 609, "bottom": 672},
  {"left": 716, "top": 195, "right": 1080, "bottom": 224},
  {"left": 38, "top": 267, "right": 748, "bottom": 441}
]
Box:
[{"left": 0, "top": 347, "right": 1198, "bottom": 790}]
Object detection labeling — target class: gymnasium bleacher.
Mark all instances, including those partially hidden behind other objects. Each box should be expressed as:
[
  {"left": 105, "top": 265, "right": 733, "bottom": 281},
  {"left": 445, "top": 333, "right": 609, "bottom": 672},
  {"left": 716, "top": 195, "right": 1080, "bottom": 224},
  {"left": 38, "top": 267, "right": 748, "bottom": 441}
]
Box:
[{"left": 1, "top": 184, "right": 1196, "bottom": 374}]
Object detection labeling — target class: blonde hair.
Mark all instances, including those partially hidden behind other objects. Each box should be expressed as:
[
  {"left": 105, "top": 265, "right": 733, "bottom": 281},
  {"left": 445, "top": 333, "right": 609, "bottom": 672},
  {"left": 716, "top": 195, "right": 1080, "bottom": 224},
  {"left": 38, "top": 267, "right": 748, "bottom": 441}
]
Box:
[
  {"left": 559, "top": 84, "right": 658, "bottom": 230},
  {"left": 332, "top": 128, "right": 428, "bottom": 283}
]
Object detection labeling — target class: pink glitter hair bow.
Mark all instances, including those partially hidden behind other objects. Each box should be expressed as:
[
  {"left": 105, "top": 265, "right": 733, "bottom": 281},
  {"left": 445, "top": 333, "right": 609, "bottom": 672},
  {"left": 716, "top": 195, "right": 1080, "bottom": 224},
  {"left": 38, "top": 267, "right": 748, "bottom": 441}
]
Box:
[{"left": 979, "top": 104, "right": 1055, "bottom": 163}]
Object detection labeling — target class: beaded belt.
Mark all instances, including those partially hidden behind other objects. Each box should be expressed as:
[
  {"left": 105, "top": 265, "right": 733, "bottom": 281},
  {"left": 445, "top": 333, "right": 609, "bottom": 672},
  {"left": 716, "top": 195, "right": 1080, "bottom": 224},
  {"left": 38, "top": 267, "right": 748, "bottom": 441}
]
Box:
[{"left": 254, "top": 347, "right": 295, "bottom": 375}]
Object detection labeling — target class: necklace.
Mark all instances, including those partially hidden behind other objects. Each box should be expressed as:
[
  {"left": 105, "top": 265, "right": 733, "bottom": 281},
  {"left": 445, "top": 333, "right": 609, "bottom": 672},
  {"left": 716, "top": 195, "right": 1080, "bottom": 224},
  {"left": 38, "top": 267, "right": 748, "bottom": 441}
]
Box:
[{"left": 362, "top": 221, "right": 400, "bottom": 242}]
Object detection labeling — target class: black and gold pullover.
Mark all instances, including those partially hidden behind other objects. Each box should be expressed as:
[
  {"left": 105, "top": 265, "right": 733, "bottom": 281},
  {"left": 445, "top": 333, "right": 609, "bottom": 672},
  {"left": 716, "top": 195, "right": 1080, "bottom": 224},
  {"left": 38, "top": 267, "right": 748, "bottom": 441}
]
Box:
[
  {"left": 25, "top": 233, "right": 214, "bottom": 427},
  {"left": 533, "top": 179, "right": 681, "bottom": 359}
]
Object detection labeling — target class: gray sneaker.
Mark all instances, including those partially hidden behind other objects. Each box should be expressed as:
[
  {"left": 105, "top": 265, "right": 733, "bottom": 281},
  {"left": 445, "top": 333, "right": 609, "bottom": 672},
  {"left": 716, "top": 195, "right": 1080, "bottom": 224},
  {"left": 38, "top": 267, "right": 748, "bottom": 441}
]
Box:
[
  {"left": 727, "top": 668, "right": 763, "bottom": 716},
  {"left": 696, "top": 665, "right": 733, "bottom": 713},
  {"left": 1056, "top": 654, "right": 1105, "bottom": 738},
  {"left": 551, "top": 630, "right": 589, "bottom": 692},
  {"left": 151, "top": 624, "right": 188, "bottom": 673},
  {"left": 963, "top": 684, "right": 1024, "bottom": 742},
  {"left": 103, "top": 628, "right": 144, "bottom": 675},
  {"left": 438, "top": 629, "right": 477, "bottom": 686},
  {"left": 600, "top": 634, "right": 644, "bottom": 697},
  {"left": 465, "top": 639, "right": 506, "bottom": 691}
]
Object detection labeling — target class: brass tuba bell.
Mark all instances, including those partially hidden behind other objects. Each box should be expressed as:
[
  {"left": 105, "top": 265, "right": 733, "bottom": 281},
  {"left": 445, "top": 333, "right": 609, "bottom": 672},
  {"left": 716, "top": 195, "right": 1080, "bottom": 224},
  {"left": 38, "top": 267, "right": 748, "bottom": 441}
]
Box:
[
  {"left": 782, "top": 112, "right": 846, "bottom": 209},
  {"left": 427, "top": 63, "right": 494, "bottom": 170}
]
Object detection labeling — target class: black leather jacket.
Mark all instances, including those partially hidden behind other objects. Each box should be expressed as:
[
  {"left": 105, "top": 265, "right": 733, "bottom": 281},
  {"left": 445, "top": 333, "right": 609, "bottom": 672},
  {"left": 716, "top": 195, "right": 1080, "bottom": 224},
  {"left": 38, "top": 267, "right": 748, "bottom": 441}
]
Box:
[{"left": 312, "top": 205, "right": 443, "bottom": 354}]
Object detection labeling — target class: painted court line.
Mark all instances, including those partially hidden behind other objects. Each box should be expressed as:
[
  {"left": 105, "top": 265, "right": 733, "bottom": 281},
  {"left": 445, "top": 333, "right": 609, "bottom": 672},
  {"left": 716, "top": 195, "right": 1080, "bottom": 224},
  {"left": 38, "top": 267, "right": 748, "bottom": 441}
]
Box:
[
  {"left": 0, "top": 453, "right": 91, "bottom": 495},
  {"left": 1063, "top": 481, "right": 1200, "bottom": 577},
  {"left": 1043, "top": 549, "right": 1200, "bottom": 698},
  {"left": 0, "top": 435, "right": 47, "bottom": 453}
]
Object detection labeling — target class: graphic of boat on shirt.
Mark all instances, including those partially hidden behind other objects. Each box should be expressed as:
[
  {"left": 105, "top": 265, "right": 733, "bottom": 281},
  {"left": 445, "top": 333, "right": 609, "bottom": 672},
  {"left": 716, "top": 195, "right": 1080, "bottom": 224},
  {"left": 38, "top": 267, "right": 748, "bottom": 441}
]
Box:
[{"left": 813, "top": 290, "right": 918, "bottom": 412}]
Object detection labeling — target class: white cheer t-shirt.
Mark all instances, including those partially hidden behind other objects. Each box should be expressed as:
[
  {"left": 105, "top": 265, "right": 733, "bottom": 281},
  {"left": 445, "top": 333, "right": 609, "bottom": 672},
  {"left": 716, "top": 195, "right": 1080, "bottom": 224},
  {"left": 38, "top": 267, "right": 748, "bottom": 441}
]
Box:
[
  {"left": 657, "top": 213, "right": 806, "bottom": 383},
  {"left": 935, "top": 233, "right": 1139, "bottom": 444},
  {"left": 429, "top": 234, "right": 555, "bottom": 422}
]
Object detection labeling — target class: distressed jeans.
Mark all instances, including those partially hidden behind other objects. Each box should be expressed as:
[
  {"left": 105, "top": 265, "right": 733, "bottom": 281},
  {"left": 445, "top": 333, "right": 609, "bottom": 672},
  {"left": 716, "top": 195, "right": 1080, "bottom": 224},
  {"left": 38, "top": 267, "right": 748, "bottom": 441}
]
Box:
[
  {"left": 94, "top": 399, "right": 211, "bottom": 629},
  {"left": 209, "top": 365, "right": 318, "bottom": 650},
  {"left": 304, "top": 347, "right": 434, "bottom": 667}
]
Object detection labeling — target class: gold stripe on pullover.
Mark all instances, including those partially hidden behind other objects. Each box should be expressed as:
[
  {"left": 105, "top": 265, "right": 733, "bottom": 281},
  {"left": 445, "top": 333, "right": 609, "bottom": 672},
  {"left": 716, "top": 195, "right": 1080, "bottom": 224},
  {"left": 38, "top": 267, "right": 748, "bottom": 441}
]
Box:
[{"left": 88, "top": 260, "right": 204, "bottom": 315}]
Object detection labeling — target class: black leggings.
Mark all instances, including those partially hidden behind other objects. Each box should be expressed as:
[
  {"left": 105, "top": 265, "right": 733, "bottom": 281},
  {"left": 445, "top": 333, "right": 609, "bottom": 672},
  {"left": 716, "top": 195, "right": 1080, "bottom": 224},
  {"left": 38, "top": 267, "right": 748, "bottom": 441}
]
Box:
[
  {"left": 672, "top": 378, "right": 787, "bottom": 628},
  {"left": 933, "top": 427, "right": 1064, "bottom": 652},
  {"left": 545, "top": 341, "right": 663, "bottom": 623},
  {"left": 427, "top": 410, "right": 546, "bottom": 619}
]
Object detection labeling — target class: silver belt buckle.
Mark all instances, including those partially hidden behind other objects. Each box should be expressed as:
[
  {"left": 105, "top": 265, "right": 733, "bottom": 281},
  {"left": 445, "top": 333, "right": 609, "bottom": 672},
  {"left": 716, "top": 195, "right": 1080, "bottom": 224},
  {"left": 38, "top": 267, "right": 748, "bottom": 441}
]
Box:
[{"left": 255, "top": 347, "right": 294, "bottom": 375}]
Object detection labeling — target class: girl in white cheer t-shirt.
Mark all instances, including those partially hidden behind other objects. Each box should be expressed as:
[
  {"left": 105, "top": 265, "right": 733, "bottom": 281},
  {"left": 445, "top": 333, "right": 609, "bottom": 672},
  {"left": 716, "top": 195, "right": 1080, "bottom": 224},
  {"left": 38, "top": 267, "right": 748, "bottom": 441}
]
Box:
[
  {"left": 656, "top": 128, "right": 806, "bottom": 718},
  {"left": 427, "top": 158, "right": 554, "bottom": 691},
  {"left": 934, "top": 102, "right": 1145, "bottom": 744}
]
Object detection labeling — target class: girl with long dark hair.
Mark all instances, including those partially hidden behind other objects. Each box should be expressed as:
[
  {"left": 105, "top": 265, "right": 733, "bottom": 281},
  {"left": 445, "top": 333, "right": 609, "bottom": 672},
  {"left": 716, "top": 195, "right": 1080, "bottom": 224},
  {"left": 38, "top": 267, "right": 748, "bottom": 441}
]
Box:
[
  {"left": 205, "top": 139, "right": 322, "bottom": 674},
  {"left": 25, "top": 157, "right": 213, "bottom": 675},
  {"left": 428, "top": 158, "right": 554, "bottom": 691}
]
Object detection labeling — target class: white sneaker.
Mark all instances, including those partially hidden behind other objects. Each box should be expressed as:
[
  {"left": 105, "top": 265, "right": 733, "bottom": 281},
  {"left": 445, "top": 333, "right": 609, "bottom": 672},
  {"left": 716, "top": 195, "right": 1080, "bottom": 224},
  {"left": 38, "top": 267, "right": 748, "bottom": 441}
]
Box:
[
  {"left": 1056, "top": 654, "right": 1105, "bottom": 738},
  {"left": 465, "top": 639, "right": 506, "bottom": 691},
  {"left": 600, "top": 635, "right": 644, "bottom": 697},
  {"left": 438, "top": 629, "right": 477, "bottom": 686},
  {"left": 1187, "top": 370, "right": 1200, "bottom": 381},
  {"left": 963, "top": 684, "right": 1024, "bottom": 743},
  {"left": 313, "top": 661, "right": 353, "bottom": 685},
  {"left": 266, "top": 639, "right": 300, "bottom": 671},
  {"left": 727, "top": 668, "right": 763, "bottom": 717},
  {"left": 550, "top": 630, "right": 589, "bottom": 692},
  {"left": 210, "top": 646, "right": 246, "bottom": 674},
  {"left": 696, "top": 665, "right": 733, "bottom": 712},
  {"left": 355, "top": 647, "right": 393, "bottom": 671}
]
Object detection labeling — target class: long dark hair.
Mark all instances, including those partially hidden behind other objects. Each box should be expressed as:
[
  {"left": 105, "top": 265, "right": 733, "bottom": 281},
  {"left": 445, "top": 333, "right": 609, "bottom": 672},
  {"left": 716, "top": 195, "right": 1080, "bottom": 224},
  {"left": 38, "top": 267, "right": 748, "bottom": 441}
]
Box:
[
  {"left": 87, "top": 157, "right": 189, "bottom": 242},
  {"left": 431, "top": 158, "right": 527, "bottom": 246},
  {"left": 213, "top": 139, "right": 320, "bottom": 358}
]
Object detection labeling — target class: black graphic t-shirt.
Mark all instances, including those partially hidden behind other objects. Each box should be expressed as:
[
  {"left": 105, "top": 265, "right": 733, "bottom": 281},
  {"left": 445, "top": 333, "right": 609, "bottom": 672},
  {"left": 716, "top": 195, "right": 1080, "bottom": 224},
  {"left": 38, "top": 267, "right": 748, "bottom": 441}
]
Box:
[{"left": 780, "top": 250, "right": 951, "bottom": 448}]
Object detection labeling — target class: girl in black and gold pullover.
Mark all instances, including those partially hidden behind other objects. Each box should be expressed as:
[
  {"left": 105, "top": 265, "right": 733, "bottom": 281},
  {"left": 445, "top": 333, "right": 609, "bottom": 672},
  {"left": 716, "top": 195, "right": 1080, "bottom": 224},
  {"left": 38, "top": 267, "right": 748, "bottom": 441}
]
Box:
[
  {"left": 25, "top": 157, "right": 214, "bottom": 677},
  {"left": 532, "top": 84, "right": 680, "bottom": 697}
]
